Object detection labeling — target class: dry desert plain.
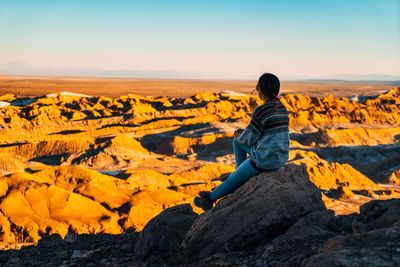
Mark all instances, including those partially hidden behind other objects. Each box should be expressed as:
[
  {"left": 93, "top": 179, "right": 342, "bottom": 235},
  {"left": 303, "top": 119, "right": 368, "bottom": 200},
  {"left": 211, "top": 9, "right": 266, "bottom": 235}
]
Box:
[
  {"left": 0, "top": 75, "right": 397, "bottom": 97},
  {"left": 0, "top": 76, "right": 399, "bottom": 257}
]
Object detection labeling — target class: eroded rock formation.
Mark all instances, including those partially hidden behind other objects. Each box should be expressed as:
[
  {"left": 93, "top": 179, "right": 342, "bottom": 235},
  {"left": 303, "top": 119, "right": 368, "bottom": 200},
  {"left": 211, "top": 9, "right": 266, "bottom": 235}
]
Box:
[{"left": 0, "top": 88, "right": 398, "bottom": 250}]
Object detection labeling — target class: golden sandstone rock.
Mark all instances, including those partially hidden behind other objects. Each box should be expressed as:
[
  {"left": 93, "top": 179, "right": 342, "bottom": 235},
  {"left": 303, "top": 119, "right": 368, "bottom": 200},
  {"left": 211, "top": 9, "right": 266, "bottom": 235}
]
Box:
[
  {"left": 0, "top": 88, "right": 399, "bottom": 246},
  {"left": 389, "top": 170, "right": 400, "bottom": 186}
]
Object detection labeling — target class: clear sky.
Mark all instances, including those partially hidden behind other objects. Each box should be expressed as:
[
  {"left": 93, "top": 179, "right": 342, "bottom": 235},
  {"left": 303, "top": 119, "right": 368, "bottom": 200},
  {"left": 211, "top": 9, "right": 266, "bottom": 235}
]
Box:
[{"left": 0, "top": 0, "right": 399, "bottom": 80}]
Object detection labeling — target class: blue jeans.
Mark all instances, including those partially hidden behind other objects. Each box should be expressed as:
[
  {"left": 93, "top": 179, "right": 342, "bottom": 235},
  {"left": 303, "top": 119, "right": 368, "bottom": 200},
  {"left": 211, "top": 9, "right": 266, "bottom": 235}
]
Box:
[{"left": 209, "top": 139, "right": 260, "bottom": 201}]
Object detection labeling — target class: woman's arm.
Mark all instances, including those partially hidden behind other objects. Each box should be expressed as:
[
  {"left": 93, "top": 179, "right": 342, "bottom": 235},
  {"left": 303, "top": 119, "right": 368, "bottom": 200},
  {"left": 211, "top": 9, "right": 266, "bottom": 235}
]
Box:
[{"left": 235, "top": 111, "right": 262, "bottom": 146}]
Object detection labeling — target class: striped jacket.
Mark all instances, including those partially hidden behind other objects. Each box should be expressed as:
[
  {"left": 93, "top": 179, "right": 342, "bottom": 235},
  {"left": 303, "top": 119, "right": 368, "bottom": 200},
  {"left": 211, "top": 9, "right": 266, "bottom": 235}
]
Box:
[{"left": 236, "top": 99, "right": 290, "bottom": 170}]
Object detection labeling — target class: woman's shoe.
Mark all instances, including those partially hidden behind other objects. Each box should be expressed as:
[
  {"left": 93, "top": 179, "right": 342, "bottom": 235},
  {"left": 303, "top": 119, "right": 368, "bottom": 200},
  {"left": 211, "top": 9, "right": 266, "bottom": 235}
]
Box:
[{"left": 194, "top": 191, "right": 213, "bottom": 212}]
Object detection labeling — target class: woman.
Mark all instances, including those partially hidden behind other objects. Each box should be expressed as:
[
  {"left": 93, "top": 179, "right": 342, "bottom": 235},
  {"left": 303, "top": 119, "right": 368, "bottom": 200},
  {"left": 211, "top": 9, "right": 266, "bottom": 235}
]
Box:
[{"left": 194, "top": 73, "right": 290, "bottom": 211}]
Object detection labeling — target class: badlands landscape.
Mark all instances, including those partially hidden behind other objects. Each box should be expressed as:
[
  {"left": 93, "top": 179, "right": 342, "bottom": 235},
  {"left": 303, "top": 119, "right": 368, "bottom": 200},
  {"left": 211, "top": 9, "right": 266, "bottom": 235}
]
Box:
[{"left": 0, "top": 78, "right": 399, "bottom": 266}]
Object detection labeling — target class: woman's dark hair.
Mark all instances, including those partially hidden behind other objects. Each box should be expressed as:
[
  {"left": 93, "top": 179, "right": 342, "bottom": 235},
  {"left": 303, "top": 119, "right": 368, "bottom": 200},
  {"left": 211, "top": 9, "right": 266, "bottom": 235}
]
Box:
[{"left": 256, "top": 73, "right": 280, "bottom": 101}]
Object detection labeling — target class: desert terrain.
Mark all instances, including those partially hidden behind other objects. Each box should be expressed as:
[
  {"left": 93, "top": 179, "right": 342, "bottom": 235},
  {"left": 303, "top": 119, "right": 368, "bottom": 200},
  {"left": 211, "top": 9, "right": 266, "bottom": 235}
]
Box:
[
  {"left": 0, "top": 75, "right": 396, "bottom": 97},
  {"left": 0, "top": 78, "right": 399, "bottom": 265}
]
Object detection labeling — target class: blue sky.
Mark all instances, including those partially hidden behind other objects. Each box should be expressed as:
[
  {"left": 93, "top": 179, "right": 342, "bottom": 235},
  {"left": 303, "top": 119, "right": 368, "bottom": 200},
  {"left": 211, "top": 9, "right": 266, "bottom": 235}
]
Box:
[{"left": 0, "top": 0, "right": 399, "bottom": 79}]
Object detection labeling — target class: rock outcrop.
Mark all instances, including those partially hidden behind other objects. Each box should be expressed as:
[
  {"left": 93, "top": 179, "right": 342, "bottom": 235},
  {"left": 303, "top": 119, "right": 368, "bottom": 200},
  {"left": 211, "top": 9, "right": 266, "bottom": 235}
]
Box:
[
  {"left": 304, "top": 228, "right": 400, "bottom": 267},
  {"left": 183, "top": 164, "right": 325, "bottom": 259},
  {"left": 304, "top": 200, "right": 400, "bottom": 267},
  {"left": 134, "top": 204, "right": 197, "bottom": 261}
]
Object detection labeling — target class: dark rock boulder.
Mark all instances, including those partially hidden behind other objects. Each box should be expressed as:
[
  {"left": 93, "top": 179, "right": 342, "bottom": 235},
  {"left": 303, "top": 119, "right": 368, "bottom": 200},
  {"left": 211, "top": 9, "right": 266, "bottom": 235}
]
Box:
[
  {"left": 134, "top": 204, "right": 198, "bottom": 261},
  {"left": 352, "top": 198, "right": 400, "bottom": 233},
  {"left": 304, "top": 227, "right": 400, "bottom": 267},
  {"left": 183, "top": 163, "right": 325, "bottom": 260},
  {"left": 37, "top": 233, "right": 65, "bottom": 248},
  {"left": 257, "top": 210, "right": 339, "bottom": 266},
  {"left": 256, "top": 209, "right": 357, "bottom": 266},
  {"left": 304, "top": 198, "right": 400, "bottom": 267}
]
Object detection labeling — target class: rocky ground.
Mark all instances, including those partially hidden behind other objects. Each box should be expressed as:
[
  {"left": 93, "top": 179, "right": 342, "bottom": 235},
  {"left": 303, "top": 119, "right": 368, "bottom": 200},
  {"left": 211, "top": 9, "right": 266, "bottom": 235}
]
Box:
[{"left": 0, "top": 164, "right": 398, "bottom": 266}]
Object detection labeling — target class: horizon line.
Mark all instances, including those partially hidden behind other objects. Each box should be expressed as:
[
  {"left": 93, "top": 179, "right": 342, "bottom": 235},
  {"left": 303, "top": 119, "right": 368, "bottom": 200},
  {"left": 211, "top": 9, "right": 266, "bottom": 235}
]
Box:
[{"left": 0, "top": 73, "right": 400, "bottom": 84}]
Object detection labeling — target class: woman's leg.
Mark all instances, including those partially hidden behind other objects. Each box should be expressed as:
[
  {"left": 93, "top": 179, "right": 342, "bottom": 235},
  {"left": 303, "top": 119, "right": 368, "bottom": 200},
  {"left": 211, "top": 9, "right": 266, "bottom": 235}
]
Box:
[
  {"left": 209, "top": 159, "right": 259, "bottom": 202},
  {"left": 233, "top": 138, "right": 251, "bottom": 167}
]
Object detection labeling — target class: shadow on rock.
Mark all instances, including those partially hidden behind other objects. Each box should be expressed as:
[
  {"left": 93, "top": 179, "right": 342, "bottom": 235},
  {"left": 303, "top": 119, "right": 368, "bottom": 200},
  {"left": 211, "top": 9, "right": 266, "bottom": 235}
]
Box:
[
  {"left": 182, "top": 163, "right": 325, "bottom": 261},
  {"left": 134, "top": 204, "right": 197, "bottom": 263}
]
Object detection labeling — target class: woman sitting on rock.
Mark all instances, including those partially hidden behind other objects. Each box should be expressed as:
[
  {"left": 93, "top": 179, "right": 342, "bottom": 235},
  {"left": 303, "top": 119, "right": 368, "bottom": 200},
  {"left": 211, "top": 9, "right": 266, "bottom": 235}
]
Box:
[{"left": 194, "top": 73, "right": 290, "bottom": 211}]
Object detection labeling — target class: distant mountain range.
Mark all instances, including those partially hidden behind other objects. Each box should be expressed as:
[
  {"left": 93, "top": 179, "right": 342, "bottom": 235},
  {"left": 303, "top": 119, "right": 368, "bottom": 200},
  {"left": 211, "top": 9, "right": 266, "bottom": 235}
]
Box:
[{"left": 0, "top": 60, "right": 399, "bottom": 82}]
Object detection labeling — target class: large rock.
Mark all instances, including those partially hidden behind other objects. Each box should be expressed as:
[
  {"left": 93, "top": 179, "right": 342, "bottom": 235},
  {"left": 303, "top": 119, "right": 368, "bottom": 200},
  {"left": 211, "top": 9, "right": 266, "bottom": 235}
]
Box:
[
  {"left": 183, "top": 163, "right": 325, "bottom": 259},
  {"left": 134, "top": 204, "right": 198, "bottom": 261},
  {"left": 304, "top": 227, "right": 400, "bottom": 267},
  {"left": 257, "top": 210, "right": 340, "bottom": 266},
  {"left": 353, "top": 198, "right": 400, "bottom": 232},
  {"left": 304, "top": 198, "right": 400, "bottom": 267}
]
